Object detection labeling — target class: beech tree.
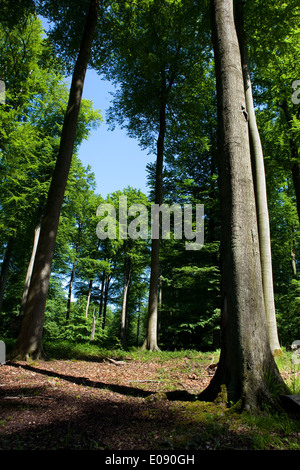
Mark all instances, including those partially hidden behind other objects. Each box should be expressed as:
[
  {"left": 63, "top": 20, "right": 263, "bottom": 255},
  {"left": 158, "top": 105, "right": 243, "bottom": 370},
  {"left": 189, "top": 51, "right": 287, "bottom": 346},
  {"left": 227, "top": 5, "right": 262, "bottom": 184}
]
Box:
[
  {"left": 199, "top": 0, "right": 287, "bottom": 410},
  {"left": 101, "top": 0, "right": 206, "bottom": 350},
  {"left": 0, "top": 14, "right": 79, "bottom": 314},
  {"left": 238, "top": 0, "right": 300, "bottom": 351},
  {"left": 235, "top": 0, "right": 281, "bottom": 355},
  {"left": 10, "top": 0, "right": 100, "bottom": 360}
]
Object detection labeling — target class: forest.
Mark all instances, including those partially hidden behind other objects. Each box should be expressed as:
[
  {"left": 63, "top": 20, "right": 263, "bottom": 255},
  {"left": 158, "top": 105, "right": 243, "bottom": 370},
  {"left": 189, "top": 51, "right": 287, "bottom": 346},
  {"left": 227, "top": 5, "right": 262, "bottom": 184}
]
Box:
[{"left": 0, "top": 0, "right": 300, "bottom": 453}]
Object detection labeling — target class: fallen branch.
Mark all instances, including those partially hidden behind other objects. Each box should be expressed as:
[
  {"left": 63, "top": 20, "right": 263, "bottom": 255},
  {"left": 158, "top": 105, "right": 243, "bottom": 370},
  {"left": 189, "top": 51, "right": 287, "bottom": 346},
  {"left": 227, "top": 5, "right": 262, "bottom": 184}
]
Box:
[
  {"left": 2, "top": 395, "right": 54, "bottom": 400},
  {"left": 104, "top": 358, "right": 127, "bottom": 365},
  {"left": 126, "top": 379, "right": 160, "bottom": 383}
]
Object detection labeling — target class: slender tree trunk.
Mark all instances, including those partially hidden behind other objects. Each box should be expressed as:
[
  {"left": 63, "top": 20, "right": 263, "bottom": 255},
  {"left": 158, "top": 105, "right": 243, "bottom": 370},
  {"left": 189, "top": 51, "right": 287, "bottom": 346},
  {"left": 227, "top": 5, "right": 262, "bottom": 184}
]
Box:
[
  {"left": 120, "top": 264, "right": 131, "bottom": 347},
  {"left": 200, "top": 0, "right": 287, "bottom": 410},
  {"left": 66, "top": 261, "right": 76, "bottom": 324},
  {"left": 10, "top": 0, "right": 100, "bottom": 360},
  {"left": 158, "top": 272, "right": 162, "bottom": 315},
  {"left": 85, "top": 279, "right": 93, "bottom": 318},
  {"left": 142, "top": 84, "right": 166, "bottom": 351},
  {"left": 291, "top": 226, "right": 297, "bottom": 278},
  {"left": 90, "top": 307, "right": 96, "bottom": 341},
  {"left": 235, "top": 1, "right": 281, "bottom": 355},
  {"left": 98, "top": 271, "right": 105, "bottom": 318},
  {"left": 19, "top": 221, "right": 41, "bottom": 317},
  {"left": 66, "top": 246, "right": 80, "bottom": 324},
  {"left": 102, "top": 275, "right": 110, "bottom": 330},
  {"left": 0, "top": 239, "right": 13, "bottom": 313},
  {"left": 136, "top": 303, "right": 141, "bottom": 346},
  {"left": 67, "top": 225, "right": 81, "bottom": 323}
]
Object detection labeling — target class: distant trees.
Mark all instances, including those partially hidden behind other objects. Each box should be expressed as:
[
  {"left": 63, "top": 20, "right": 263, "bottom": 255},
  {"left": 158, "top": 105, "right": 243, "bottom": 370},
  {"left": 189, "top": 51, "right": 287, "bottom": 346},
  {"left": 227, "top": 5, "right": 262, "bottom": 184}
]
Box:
[{"left": 101, "top": 0, "right": 208, "bottom": 350}]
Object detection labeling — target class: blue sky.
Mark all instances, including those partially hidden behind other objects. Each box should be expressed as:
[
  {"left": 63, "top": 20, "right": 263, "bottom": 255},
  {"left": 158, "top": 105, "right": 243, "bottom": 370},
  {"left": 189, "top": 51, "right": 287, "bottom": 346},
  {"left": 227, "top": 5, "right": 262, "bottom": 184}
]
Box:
[
  {"left": 39, "top": 17, "right": 154, "bottom": 199},
  {"left": 78, "top": 69, "right": 155, "bottom": 198}
]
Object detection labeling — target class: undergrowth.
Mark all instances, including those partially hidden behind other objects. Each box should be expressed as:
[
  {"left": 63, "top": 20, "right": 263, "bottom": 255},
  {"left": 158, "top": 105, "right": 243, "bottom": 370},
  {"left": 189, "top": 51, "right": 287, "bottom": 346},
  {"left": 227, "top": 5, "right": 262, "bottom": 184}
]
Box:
[{"left": 40, "top": 339, "right": 214, "bottom": 363}]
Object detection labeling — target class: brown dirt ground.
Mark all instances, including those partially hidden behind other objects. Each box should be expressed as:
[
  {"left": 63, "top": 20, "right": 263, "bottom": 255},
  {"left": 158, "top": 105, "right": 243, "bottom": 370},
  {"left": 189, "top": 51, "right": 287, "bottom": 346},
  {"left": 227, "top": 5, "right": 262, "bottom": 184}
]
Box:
[
  {"left": 0, "top": 357, "right": 298, "bottom": 451},
  {"left": 0, "top": 357, "right": 214, "bottom": 451}
]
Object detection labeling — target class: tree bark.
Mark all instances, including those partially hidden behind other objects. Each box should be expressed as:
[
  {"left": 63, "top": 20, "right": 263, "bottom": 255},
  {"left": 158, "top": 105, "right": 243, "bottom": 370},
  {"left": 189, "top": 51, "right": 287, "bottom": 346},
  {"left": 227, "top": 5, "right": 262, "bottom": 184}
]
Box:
[
  {"left": 90, "top": 307, "right": 96, "bottom": 341},
  {"left": 235, "top": 1, "right": 281, "bottom": 355},
  {"left": 10, "top": 0, "right": 99, "bottom": 360},
  {"left": 120, "top": 261, "right": 131, "bottom": 347},
  {"left": 66, "top": 225, "right": 81, "bottom": 323},
  {"left": 85, "top": 279, "right": 93, "bottom": 318},
  {"left": 142, "top": 83, "right": 166, "bottom": 351},
  {"left": 66, "top": 260, "right": 76, "bottom": 324},
  {"left": 136, "top": 301, "right": 141, "bottom": 346},
  {"left": 101, "top": 274, "right": 111, "bottom": 330},
  {"left": 291, "top": 226, "right": 297, "bottom": 278},
  {"left": 98, "top": 271, "right": 105, "bottom": 318},
  {"left": 19, "top": 221, "right": 41, "bottom": 317},
  {"left": 200, "top": 0, "right": 287, "bottom": 410}
]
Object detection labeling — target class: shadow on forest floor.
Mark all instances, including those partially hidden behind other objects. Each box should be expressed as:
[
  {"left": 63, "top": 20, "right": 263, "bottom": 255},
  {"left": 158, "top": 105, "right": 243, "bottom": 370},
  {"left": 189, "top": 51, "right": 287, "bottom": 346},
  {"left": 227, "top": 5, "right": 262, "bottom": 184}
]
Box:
[
  {"left": 7, "top": 361, "right": 197, "bottom": 402},
  {"left": 1, "top": 359, "right": 299, "bottom": 450}
]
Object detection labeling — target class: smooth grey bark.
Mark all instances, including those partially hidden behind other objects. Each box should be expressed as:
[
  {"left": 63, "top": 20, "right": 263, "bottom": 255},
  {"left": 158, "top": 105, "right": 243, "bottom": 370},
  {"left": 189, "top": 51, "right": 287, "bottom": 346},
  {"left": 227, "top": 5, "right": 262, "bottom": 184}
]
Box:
[
  {"left": 200, "top": 0, "right": 287, "bottom": 410},
  {"left": 90, "top": 307, "right": 96, "bottom": 341},
  {"left": 10, "top": 0, "right": 100, "bottom": 360},
  {"left": 101, "top": 274, "right": 111, "bottom": 330},
  {"left": 66, "top": 225, "right": 81, "bottom": 323},
  {"left": 291, "top": 226, "right": 297, "bottom": 278},
  {"left": 142, "top": 86, "right": 166, "bottom": 351},
  {"left": 19, "top": 221, "right": 41, "bottom": 317},
  {"left": 85, "top": 279, "right": 93, "bottom": 318},
  {"left": 98, "top": 271, "right": 105, "bottom": 318},
  {"left": 66, "top": 260, "right": 76, "bottom": 324},
  {"left": 235, "top": 1, "right": 281, "bottom": 355},
  {"left": 120, "top": 262, "right": 131, "bottom": 347}
]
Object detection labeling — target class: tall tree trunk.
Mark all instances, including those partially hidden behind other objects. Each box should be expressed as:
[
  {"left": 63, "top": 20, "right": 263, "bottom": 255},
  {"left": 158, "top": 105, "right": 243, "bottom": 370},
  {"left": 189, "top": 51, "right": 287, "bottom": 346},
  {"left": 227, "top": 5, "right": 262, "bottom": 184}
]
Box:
[
  {"left": 102, "top": 275, "right": 110, "bottom": 330},
  {"left": 136, "top": 301, "right": 141, "bottom": 346},
  {"left": 19, "top": 221, "right": 41, "bottom": 317},
  {"left": 158, "top": 272, "right": 162, "bottom": 319},
  {"left": 98, "top": 271, "right": 105, "bottom": 318},
  {"left": 18, "top": 222, "right": 41, "bottom": 317},
  {"left": 200, "top": 0, "right": 287, "bottom": 410},
  {"left": 235, "top": 1, "right": 281, "bottom": 355},
  {"left": 10, "top": 0, "right": 99, "bottom": 360},
  {"left": 85, "top": 279, "right": 93, "bottom": 318},
  {"left": 0, "top": 239, "right": 13, "bottom": 313},
  {"left": 120, "top": 264, "right": 131, "bottom": 347},
  {"left": 66, "top": 260, "right": 76, "bottom": 324},
  {"left": 291, "top": 226, "right": 297, "bottom": 278},
  {"left": 142, "top": 83, "right": 166, "bottom": 351},
  {"left": 67, "top": 226, "right": 81, "bottom": 323},
  {"left": 90, "top": 307, "right": 96, "bottom": 341}
]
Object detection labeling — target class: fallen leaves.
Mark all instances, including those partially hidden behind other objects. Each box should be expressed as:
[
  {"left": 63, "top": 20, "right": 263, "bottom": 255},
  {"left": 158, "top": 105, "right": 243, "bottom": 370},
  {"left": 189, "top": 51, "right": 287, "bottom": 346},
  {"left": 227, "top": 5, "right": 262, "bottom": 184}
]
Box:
[{"left": 0, "top": 357, "right": 211, "bottom": 450}]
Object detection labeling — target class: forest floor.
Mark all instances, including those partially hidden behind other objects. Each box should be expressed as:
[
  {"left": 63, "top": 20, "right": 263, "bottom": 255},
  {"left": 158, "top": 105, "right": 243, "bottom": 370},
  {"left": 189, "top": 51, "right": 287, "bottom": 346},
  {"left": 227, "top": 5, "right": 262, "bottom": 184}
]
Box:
[{"left": 0, "top": 349, "right": 299, "bottom": 452}]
